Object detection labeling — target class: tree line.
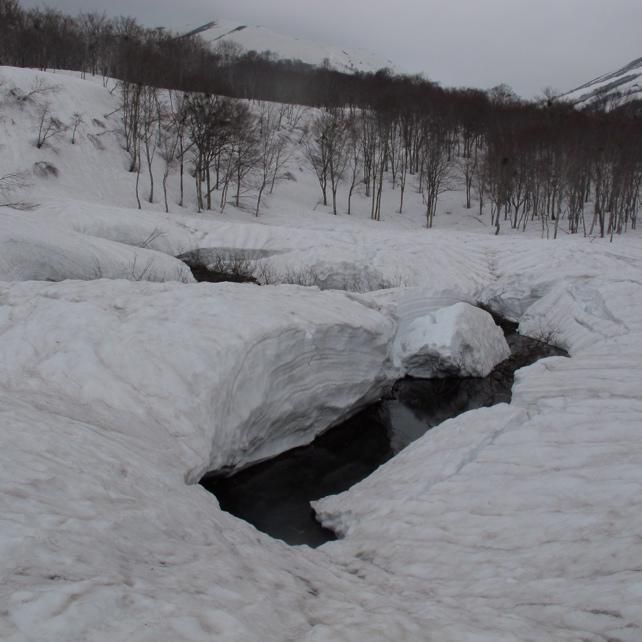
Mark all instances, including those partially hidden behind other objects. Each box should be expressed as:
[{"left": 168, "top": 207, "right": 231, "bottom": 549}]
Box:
[{"left": 301, "top": 84, "right": 641, "bottom": 235}]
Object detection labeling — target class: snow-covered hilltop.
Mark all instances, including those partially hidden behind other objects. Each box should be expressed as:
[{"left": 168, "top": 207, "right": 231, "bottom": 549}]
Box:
[
  {"left": 560, "top": 56, "right": 642, "bottom": 109},
  {"left": 185, "top": 19, "right": 397, "bottom": 74}
]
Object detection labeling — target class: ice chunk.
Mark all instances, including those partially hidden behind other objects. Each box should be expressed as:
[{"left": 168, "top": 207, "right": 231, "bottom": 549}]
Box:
[{"left": 394, "top": 302, "right": 510, "bottom": 378}]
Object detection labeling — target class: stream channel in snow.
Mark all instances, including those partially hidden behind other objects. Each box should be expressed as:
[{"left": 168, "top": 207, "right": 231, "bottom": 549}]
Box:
[{"left": 201, "top": 316, "right": 567, "bottom": 547}]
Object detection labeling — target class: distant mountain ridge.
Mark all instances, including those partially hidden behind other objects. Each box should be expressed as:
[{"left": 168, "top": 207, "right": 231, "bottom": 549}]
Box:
[
  {"left": 560, "top": 57, "right": 642, "bottom": 110},
  {"left": 181, "top": 19, "right": 397, "bottom": 75}
]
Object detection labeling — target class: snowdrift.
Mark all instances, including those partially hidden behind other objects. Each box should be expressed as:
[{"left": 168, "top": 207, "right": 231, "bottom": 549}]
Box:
[
  {"left": 0, "top": 280, "right": 395, "bottom": 479},
  {"left": 0, "top": 209, "right": 193, "bottom": 283}
]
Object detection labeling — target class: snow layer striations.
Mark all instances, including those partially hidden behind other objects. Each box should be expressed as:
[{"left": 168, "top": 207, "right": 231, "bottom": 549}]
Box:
[
  {"left": 20, "top": 199, "right": 495, "bottom": 294},
  {"left": 0, "top": 280, "right": 414, "bottom": 641},
  {"left": 0, "top": 280, "right": 395, "bottom": 479}
]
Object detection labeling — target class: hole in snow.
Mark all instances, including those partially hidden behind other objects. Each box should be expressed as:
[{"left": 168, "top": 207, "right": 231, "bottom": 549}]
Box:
[{"left": 200, "top": 317, "right": 567, "bottom": 547}]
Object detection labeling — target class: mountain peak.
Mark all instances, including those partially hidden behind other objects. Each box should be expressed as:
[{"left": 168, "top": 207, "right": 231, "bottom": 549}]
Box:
[
  {"left": 561, "top": 57, "right": 642, "bottom": 109},
  {"left": 182, "top": 19, "right": 397, "bottom": 75}
]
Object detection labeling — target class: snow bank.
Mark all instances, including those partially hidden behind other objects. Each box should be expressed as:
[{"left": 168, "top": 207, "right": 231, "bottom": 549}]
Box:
[
  {"left": 0, "top": 208, "right": 194, "bottom": 283},
  {"left": 22, "top": 199, "right": 497, "bottom": 295},
  {"left": 315, "top": 390, "right": 642, "bottom": 639},
  {"left": 4, "top": 231, "right": 642, "bottom": 640},
  {"left": 0, "top": 390, "right": 426, "bottom": 642},
  {"left": 253, "top": 230, "right": 494, "bottom": 293},
  {"left": 481, "top": 236, "right": 642, "bottom": 323},
  {"left": 314, "top": 403, "right": 527, "bottom": 537},
  {"left": 0, "top": 280, "right": 394, "bottom": 478},
  {"left": 393, "top": 301, "right": 510, "bottom": 378},
  {"left": 0, "top": 278, "right": 428, "bottom": 641}
]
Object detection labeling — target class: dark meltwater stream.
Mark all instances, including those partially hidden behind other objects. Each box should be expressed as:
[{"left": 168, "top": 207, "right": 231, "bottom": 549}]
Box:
[{"left": 201, "top": 315, "right": 567, "bottom": 547}]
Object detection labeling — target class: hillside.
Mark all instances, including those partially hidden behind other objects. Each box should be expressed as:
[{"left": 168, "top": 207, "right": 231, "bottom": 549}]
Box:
[
  {"left": 560, "top": 56, "right": 642, "bottom": 109},
  {"left": 184, "top": 19, "right": 397, "bottom": 74}
]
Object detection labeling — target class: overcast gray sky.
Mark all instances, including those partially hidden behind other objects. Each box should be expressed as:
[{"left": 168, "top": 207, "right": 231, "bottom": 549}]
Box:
[{"left": 20, "top": 0, "right": 642, "bottom": 97}]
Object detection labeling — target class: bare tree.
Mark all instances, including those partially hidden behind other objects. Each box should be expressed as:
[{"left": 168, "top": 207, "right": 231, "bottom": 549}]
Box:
[
  {"left": 35, "top": 104, "right": 64, "bottom": 148},
  {"left": 362, "top": 109, "right": 391, "bottom": 221},
  {"left": 77, "top": 12, "right": 110, "bottom": 78},
  {"left": 254, "top": 103, "right": 289, "bottom": 216},
  {"left": 231, "top": 109, "right": 258, "bottom": 209},
  {"left": 120, "top": 81, "right": 142, "bottom": 172},
  {"left": 158, "top": 105, "right": 179, "bottom": 213},
  {"left": 138, "top": 85, "right": 159, "bottom": 203},
  {"left": 186, "top": 94, "right": 244, "bottom": 212},
  {"left": 168, "top": 91, "right": 190, "bottom": 207},
  {"left": 70, "top": 112, "right": 83, "bottom": 144},
  {"left": 345, "top": 110, "right": 363, "bottom": 215},
  {"left": 304, "top": 114, "right": 330, "bottom": 207},
  {"left": 326, "top": 111, "right": 350, "bottom": 215},
  {"left": 420, "top": 117, "right": 453, "bottom": 228}
]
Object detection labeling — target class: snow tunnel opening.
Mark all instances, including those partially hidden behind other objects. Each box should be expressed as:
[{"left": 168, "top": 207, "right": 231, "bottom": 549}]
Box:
[
  {"left": 177, "top": 249, "right": 262, "bottom": 284},
  {"left": 200, "top": 314, "right": 567, "bottom": 548}
]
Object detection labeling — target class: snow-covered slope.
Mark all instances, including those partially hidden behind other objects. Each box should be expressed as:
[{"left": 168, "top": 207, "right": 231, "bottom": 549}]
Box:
[
  {"left": 560, "top": 56, "right": 642, "bottom": 109},
  {"left": 188, "top": 19, "right": 396, "bottom": 74}
]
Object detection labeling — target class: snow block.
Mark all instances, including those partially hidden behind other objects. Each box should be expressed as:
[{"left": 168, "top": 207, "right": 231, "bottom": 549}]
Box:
[{"left": 394, "top": 302, "right": 510, "bottom": 378}]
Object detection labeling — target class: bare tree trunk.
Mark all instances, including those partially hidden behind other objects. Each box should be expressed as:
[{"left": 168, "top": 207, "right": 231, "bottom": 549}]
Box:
[
  {"left": 206, "top": 164, "right": 211, "bottom": 210},
  {"left": 255, "top": 184, "right": 265, "bottom": 217},
  {"left": 135, "top": 145, "right": 142, "bottom": 210},
  {"left": 162, "top": 170, "right": 169, "bottom": 213}
]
